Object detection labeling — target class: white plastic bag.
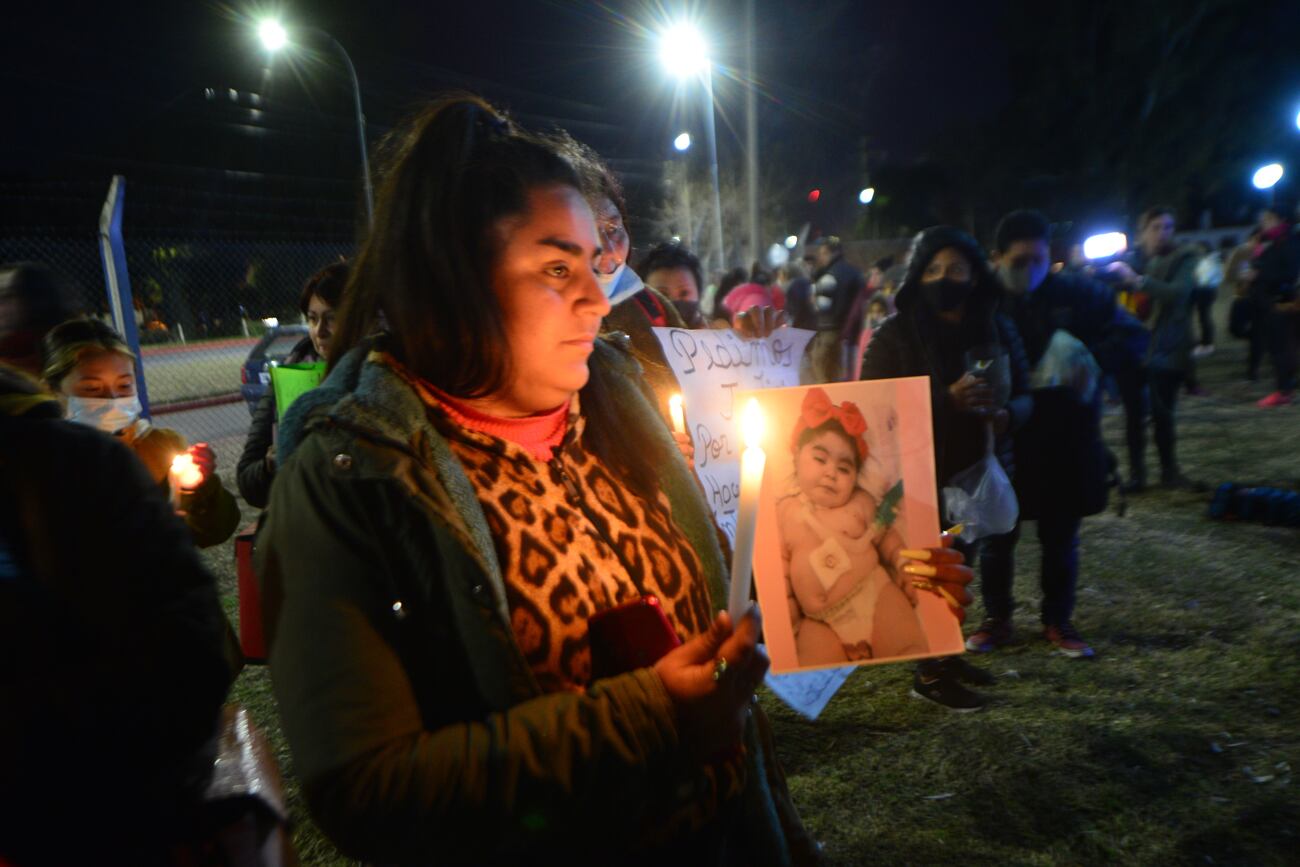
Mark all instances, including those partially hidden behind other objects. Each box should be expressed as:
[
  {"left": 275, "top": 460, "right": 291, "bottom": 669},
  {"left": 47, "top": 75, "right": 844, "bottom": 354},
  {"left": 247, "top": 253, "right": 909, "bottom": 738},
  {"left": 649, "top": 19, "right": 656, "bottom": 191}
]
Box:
[
  {"left": 1031, "top": 329, "right": 1101, "bottom": 405},
  {"left": 942, "top": 440, "right": 1019, "bottom": 542}
]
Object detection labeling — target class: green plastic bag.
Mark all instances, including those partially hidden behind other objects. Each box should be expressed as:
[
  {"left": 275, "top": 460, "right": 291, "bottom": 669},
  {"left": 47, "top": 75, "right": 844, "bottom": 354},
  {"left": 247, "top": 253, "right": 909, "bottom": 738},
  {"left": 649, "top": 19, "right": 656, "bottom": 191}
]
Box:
[{"left": 271, "top": 362, "right": 326, "bottom": 421}]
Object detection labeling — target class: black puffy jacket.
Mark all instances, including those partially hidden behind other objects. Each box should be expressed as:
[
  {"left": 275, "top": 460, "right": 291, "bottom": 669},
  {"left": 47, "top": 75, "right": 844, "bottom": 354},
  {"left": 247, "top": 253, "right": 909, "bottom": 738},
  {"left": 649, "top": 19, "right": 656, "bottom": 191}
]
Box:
[{"left": 859, "top": 227, "right": 1032, "bottom": 493}]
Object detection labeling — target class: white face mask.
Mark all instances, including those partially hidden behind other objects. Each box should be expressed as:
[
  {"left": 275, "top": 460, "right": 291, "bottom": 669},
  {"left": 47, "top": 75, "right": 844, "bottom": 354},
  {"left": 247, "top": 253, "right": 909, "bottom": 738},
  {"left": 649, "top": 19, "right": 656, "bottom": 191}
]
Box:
[
  {"left": 596, "top": 261, "right": 627, "bottom": 298},
  {"left": 66, "top": 395, "right": 142, "bottom": 433}
]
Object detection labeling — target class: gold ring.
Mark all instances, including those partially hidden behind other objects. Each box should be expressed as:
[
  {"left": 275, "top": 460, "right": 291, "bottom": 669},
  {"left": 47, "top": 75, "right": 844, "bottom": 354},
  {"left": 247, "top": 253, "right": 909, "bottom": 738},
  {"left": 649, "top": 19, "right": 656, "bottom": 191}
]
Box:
[{"left": 712, "top": 657, "right": 729, "bottom": 682}]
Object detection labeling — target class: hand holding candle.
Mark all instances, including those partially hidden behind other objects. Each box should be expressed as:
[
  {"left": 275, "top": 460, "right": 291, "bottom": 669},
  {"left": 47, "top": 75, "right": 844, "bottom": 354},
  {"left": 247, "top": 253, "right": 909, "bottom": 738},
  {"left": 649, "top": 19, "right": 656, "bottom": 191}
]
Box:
[
  {"left": 169, "top": 444, "right": 211, "bottom": 509},
  {"left": 728, "top": 398, "right": 767, "bottom": 622}
]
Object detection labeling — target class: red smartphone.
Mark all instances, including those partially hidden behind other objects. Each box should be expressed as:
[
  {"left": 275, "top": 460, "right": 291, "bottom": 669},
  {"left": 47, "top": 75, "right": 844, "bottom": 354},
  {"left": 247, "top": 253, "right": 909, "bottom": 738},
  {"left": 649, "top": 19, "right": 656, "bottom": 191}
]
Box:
[{"left": 588, "top": 595, "right": 682, "bottom": 680}]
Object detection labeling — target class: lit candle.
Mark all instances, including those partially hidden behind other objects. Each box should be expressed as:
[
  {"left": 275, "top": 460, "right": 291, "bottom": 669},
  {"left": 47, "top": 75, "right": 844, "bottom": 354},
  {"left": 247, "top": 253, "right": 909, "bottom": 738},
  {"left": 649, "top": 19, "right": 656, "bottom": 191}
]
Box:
[
  {"left": 728, "top": 398, "right": 766, "bottom": 622},
  {"left": 668, "top": 393, "right": 686, "bottom": 435},
  {"left": 170, "top": 452, "right": 204, "bottom": 508}
]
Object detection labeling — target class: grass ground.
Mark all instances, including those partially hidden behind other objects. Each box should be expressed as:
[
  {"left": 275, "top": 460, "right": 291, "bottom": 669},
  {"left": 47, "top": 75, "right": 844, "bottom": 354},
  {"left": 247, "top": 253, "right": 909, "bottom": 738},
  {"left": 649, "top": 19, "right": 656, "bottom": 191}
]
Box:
[{"left": 201, "top": 329, "right": 1298, "bottom": 866}]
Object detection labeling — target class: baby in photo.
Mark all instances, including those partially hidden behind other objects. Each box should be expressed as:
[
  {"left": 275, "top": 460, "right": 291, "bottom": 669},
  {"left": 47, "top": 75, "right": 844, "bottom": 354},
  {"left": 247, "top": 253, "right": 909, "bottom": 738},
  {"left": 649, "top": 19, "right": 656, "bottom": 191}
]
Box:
[{"left": 777, "top": 388, "right": 929, "bottom": 665}]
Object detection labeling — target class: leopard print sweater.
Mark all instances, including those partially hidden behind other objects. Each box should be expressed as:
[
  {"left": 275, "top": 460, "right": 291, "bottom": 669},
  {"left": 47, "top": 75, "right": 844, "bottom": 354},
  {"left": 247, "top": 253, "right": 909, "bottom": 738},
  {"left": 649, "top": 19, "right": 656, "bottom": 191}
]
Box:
[{"left": 386, "top": 360, "right": 715, "bottom": 693}]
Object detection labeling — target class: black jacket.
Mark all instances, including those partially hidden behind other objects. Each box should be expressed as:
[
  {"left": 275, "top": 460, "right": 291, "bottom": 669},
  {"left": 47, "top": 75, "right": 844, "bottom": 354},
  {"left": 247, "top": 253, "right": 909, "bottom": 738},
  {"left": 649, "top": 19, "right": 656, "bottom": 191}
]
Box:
[
  {"left": 0, "top": 403, "right": 230, "bottom": 864},
  {"left": 859, "top": 226, "right": 1032, "bottom": 495},
  {"left": 1250, "top": 228, "right": 1300, "bottom": 306},
  {"left": 1001, "top": 271, "right": 1147, "bottom": 374},
  {"left": 236, "top": 336, "right": 317, "bottom": 508},
  {"left": 811, "top": 255, "right": 865, "bottom": 332}
]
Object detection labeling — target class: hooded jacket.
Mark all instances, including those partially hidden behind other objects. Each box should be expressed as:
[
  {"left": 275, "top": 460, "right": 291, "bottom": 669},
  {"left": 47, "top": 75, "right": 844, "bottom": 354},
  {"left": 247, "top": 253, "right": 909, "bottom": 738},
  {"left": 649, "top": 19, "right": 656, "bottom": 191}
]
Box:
[
  {"left": 859, "top": 227, "right": 1032, "bottom": 491},
  {"left": 254, "top": 337, "right": 814, "bottom": 866}
]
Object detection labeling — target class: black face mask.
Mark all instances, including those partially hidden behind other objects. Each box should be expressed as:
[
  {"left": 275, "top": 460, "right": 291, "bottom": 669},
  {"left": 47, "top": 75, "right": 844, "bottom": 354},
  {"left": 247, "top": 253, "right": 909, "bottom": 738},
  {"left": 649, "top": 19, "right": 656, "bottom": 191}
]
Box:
[
  {"left": 672, "top": 299, "right": 703, "bottom": 326},
  {"left": 920, "top": 278, "right": 974, "bottom": 313}
]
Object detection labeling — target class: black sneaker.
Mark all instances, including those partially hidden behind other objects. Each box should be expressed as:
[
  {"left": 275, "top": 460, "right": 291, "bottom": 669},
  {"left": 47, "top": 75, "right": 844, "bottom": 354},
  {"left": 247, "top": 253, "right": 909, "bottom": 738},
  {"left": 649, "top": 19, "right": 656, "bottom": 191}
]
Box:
[
  {"left": 941, "top": 655, "right": 997, "bottom": 686},
  {"left": 911, "top": 670, "right": 985, "bottom": 712}
]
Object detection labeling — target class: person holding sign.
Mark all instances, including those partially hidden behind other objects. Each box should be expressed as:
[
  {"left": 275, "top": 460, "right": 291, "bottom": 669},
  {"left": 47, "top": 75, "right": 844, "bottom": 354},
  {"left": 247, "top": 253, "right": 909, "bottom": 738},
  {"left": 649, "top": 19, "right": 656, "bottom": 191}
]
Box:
[
  {"left": 43, "top": 318, "right": 239, "bottom": 549},
  {"left": 236, "top": 260, "right": 347, "bottom": 508},
  {"left": 255, "top": 96, "right": 819, "bottom": 865},
  {"left": 778, "top": 388, "right": 928, "bottom": 665}
]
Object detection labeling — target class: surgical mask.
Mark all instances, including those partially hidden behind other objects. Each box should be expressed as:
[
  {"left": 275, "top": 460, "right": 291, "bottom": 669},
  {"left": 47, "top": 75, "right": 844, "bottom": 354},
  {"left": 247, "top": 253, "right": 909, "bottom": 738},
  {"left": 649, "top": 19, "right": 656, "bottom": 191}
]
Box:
[
  {"left": 920, "top": 278, "right": 974, "bottom": 313},
  {"left": 596, "top": 262, "right": 627, "bottom": 298},
  {"left": 598, "top": 263, "right": 644, "bottom": 306},
  {"left": 66, "top": 395, "right": 141, "bottom": 433},
  {"left": 999, "top": 262, "right": 1048, "bottom": 295}
]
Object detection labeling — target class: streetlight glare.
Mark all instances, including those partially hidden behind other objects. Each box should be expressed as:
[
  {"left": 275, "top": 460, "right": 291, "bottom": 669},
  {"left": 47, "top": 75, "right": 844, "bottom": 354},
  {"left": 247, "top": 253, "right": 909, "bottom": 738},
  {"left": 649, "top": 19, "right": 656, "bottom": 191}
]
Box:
[
  {"left": 660, "top": 23, "right": 709, "bottom": 78},
  {"left": 784, "top": 235, "right": 798, "bottom": 249},
  {"left": 1253, "top": 163, "right": 1284, "bottom": 190},
  {"left": 1082, "top": 232, "right": 1127, "bottom": 260},
  {"left": 674, "top": 132, "right": 692, "bottom": 151},
  {"left": 1295, "top": 109, "right": 1300, "bottom": 132},
  {"left": 858, "top": 187, "right": 875, "bottom": 204},
  {"left": 258, "top": 19, "right": 288, "bottom": 52}
]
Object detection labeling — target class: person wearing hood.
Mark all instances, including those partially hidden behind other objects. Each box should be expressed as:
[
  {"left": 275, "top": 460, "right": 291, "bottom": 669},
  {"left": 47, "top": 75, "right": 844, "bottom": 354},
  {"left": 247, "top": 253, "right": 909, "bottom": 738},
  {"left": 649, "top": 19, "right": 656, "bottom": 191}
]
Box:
[
  {"left": 860, "top": 226, "right": 1033, "bottom": 709},
  {"left": 42, "top": 318, "right": 240, "bottom": 548},
  {"left": 808, "top": 236, "right": 867, "bottom": 382},
  {"left": 1106, "top": 206, "right": 1201, "bottom": 488}
]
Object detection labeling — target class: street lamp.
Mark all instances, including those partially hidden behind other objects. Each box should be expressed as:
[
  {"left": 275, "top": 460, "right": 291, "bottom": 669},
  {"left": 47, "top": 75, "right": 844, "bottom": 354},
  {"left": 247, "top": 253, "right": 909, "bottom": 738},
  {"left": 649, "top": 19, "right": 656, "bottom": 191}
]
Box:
[
  {"left": 259, "top": 18, "right": 374, "bottom": 226},
  {"left": 660, "top": 22, "right": 725, "bottom": 276},
  {"left": 674, "top": 132, "right": 692, "bottom": 151},
  {"left": 784, "top": 235, "right": 798, "bottom": 249},
  {"left": 858, "top": 187, "right": 875, "bottom": 205},
  {"left": 1252, "top": 163, "right": 1284, "bottom": 190}
]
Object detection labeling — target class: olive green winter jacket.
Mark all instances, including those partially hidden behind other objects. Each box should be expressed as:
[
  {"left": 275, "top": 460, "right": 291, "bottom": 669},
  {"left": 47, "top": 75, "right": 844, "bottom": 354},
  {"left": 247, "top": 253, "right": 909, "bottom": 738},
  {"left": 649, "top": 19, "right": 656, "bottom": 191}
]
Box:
[{"left": 255, "top": 337, "right": 815, "bottom": 866}]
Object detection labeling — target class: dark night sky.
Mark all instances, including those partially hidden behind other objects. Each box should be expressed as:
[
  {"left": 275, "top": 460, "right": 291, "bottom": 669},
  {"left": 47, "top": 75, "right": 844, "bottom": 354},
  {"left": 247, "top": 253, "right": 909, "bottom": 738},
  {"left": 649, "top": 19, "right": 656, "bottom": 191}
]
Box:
[{"left": 1, "top": 0, "right": 1007, "bottom": 236}]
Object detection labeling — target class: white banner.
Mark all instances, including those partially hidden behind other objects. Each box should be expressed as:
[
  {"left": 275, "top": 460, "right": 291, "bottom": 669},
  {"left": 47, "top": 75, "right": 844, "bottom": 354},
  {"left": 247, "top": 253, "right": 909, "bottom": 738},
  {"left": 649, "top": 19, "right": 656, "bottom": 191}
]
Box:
[{"left": 651, "top": 327, "right": 815, "bottom": 542}]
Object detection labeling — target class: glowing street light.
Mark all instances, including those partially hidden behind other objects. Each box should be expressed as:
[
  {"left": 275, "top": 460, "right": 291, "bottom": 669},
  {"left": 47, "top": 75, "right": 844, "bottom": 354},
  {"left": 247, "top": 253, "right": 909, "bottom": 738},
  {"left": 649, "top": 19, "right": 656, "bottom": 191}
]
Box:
[
  {"left": 858, "top": 187, "right": 876, "bottom": 205},
  {"left": 674, "top": 132, "right": 692, "bottom": 151},
  {"left": 659, "top": 21, "right": 724, "bottom": 274},
  {"left": 257, "top": 19, "right": 288, "bottom": 52},
  {"left": 1294, "top": 109, "right": 1300, "bottom": 132},
  {"left": 256, "top": 19, "right": 373, "bottom": 225},
  {"left": 1253, "top": 163, "right": 1284, "bottom": 190},
  {"left": 659, "top": 23, "right": 710, "bottom": 78},
  {"left": 784, "top": 235, "right": 798, "bottom": 249}
]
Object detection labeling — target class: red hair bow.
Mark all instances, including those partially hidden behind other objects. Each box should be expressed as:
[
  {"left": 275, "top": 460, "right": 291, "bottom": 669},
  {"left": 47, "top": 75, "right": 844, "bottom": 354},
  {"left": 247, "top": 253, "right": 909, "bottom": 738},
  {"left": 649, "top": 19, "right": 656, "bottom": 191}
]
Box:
[{"left": 790, "top": 387, "right": 868, "bottom": 461}]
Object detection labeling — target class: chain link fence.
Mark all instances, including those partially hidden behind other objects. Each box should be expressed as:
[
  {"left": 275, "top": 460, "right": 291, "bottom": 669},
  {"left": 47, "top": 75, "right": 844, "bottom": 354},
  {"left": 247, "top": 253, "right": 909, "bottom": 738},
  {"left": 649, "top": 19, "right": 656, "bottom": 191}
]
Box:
[{"left": 2, "top": 228, "right": 351, "bottom": 475}]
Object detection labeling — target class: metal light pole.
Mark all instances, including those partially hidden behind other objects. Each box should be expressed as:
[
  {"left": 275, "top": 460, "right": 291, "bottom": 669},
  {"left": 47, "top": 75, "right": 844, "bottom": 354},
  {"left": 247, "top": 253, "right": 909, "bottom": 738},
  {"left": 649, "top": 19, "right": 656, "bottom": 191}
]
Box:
[
  {"left": 673, "top": 133, "right": 694, "bottom": 247},
  {"left": 744, "top": 0, "right": 760, "bottom": 267},
  {"left": 661, "top": 23, "right": 726, "bottom": 277},
  {"left": 260, "top": 20, "right": 374, "bottom": 226}
]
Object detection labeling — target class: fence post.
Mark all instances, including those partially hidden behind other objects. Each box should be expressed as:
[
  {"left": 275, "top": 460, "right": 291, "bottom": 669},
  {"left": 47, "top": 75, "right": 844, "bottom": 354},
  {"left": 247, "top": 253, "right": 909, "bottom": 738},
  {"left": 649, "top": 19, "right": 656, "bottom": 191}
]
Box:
[{"left": 97, "top": 175, "right": 151, "bottom": 418}]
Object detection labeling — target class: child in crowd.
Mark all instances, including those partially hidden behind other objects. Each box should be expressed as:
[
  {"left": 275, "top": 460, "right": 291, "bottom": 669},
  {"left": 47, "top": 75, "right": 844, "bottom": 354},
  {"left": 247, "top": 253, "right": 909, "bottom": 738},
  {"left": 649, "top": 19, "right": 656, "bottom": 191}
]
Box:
[{"left": 777, "top": 387, "right": 929, "bottom": 665}]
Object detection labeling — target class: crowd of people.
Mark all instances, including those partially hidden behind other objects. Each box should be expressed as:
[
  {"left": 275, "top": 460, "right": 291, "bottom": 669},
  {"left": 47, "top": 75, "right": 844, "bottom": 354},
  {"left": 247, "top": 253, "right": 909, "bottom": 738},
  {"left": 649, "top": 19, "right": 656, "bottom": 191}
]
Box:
[{"left": 1, "top": 90, "right": 1296, "bottom": 865}]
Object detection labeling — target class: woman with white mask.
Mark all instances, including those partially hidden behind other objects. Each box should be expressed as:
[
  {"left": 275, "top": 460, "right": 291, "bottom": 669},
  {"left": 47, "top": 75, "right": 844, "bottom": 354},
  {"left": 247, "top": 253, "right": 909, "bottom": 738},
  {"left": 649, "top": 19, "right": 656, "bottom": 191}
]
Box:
[{"left": 43, "top": 318, "right": 239, "bottom": 548}]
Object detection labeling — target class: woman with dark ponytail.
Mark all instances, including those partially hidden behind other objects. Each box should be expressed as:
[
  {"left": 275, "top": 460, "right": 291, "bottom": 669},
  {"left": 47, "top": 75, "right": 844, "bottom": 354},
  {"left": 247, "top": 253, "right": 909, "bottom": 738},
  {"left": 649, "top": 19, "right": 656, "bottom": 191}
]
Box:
[{"left": 255, "top": 94, "right": 820, "bottom": 864}]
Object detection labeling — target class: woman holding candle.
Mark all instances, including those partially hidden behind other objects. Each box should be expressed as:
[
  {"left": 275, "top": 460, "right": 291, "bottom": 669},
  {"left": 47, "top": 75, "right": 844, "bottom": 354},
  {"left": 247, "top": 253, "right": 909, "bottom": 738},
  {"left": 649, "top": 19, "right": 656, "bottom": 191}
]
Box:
[
  {"left": 256, "top": 95, "right": 827, "bottom": 864},
  {"left": 42, "top": 318, "right": 240, "bottom": 548}
]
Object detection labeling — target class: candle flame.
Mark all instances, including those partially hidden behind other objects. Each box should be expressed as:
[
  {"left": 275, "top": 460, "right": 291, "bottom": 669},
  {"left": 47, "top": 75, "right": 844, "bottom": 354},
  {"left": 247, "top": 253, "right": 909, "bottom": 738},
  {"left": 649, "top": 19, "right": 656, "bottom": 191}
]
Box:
[
  {"left": 669, "top": 393, "right": 683, "bottom": 415},
  {"left": 171, "top": 453, "right": 204, "bottom": 491},
  {"left": 741, "top": 398, "right": 765, "bottom": 450}
]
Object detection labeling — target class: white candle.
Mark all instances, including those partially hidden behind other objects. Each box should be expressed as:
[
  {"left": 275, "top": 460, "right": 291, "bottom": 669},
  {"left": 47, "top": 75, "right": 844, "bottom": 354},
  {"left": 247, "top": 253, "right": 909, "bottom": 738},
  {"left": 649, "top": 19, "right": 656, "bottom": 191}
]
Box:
[
  {"left": 668, "top": 393, "right": 686, "bottom": 435},
  {"left": 728, "top": 398, "right": 766, "bottom": 622},
  {"left": 170, "top": 452, "right": 203, "bottom": 508}
]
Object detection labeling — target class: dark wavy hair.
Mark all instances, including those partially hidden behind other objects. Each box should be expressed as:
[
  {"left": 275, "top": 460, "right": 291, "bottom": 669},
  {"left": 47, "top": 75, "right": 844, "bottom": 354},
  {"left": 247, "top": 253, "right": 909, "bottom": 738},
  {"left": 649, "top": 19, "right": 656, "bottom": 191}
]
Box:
[
  {"left": 297, "top": 260, "right": 350, "bottom": 316},
  {"left": 329, "top": 94, "right": 581, "bottom": 398},
  {"left": 329, "top": 94, "right": 665, "bottom": 497}
]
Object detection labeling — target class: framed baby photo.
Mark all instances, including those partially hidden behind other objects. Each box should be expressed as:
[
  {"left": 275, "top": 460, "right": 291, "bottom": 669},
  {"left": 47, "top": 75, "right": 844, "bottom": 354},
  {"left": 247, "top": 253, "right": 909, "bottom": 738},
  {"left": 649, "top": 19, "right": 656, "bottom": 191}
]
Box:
[{"left": 743, "top": 378, "right": 964, "bottom": 674}]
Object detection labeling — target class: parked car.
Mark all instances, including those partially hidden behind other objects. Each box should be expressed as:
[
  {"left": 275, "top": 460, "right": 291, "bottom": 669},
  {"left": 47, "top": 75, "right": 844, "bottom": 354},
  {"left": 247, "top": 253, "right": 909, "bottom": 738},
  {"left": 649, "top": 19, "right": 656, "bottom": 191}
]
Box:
[{"left": 240, "top": 325, "right": 310, "bottom": 415}]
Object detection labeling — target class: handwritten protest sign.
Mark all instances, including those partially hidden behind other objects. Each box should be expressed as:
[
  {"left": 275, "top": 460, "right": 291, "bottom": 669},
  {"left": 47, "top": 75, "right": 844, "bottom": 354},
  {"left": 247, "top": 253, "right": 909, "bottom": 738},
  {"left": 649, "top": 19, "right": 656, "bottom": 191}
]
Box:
[{"left": 652, "top": 327, "right": 815, "bottom": 542}]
